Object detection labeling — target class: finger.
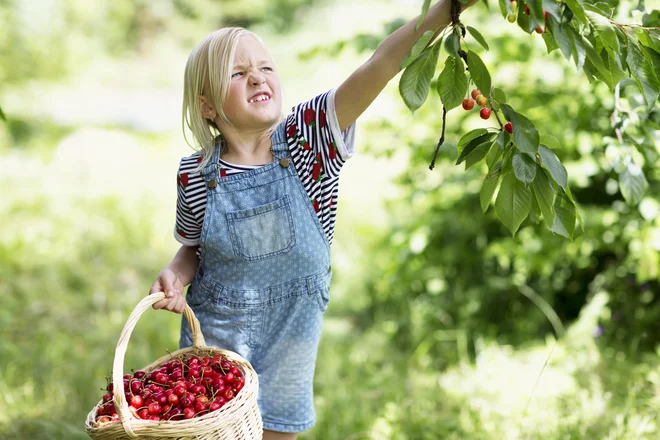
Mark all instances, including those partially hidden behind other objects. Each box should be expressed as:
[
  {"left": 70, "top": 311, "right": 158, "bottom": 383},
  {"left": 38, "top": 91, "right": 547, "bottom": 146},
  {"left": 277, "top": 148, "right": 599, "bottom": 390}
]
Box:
[
  {"left": 174, "top": 294, "right": 186, "bottom": 314},
  {"left": 152, "top": 298, "right": 171, "bottom": 310},
  {"left": 160, "top": 274, "right": 176, "bottom": 298},
  {"left": 148, "top": 281, "right": 163, "bottom": 295}
]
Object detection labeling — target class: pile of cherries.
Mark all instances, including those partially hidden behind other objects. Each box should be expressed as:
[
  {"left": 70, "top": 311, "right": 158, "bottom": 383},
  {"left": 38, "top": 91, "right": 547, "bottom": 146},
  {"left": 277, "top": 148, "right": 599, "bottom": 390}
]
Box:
[{"left": 94, "top": 354, "right": 245, "bottom": 425}]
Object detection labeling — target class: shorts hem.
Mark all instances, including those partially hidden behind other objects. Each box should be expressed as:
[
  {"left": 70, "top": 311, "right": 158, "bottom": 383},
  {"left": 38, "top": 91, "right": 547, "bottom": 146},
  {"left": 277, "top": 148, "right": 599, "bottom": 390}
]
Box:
[{"left": 262, "top": 417, "right": 315, "bottom": 433}]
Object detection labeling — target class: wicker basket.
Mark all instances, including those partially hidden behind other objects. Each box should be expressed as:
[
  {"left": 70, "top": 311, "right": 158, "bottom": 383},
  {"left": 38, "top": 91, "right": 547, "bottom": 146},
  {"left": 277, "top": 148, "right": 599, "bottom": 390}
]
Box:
[{"left": 85, "top": 292, "right": 263, "bottom": 439}]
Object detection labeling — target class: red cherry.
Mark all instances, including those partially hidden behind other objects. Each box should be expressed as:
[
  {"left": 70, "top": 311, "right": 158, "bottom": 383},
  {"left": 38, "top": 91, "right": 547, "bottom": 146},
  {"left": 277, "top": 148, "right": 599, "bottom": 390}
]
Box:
[
  {"left": 209, "top": 401, "right": 222, "bottom": 412},
  {"left": 234, "top": 379, "right": 245, "bottom": 393},
  {"left": 462, "top": 98, "right": 475, "bottom": 110},
  {"left": 180, "top": 394, "right": 195, "bottom": 408},
  {"left": 194, "top": 401, "right": 207, "bottom": 413},
  {"left": 224, "top": 372, "right": 235, "bottom": 385},
  {"left": 504, "top": 121, "right": 513, "bottom": 134},
  {"left": 223, "top": 388, "right": 234, "bottom": 400},
  {"left": 148, "top": 415, "right": 161, "bottom": 421},
  {"left": 183, "top": 407, "right": 196, "bottom": 419},
  {"left": 535, "top": 26, "right": 544, "bottom": 34},
  {"left": 544, "top": 10, "right": 549, "bottom": 20},
  {"left": 130, "top": 395, "right": 143, "bottom": 409},
  {"left": 168, "top": 407, "right": 183, "bottom": 420},
  {"left": 102, "top": 393, "right": 112, "bottom": 403},
  {"left": 170, "top": 369, "right": 183, "bottom": 381},
  {"left": 167, "top": 394, "right": 179, "bottom": 406},
  {"left": 138, "top": 408, "right": 149, "bottom": 419},
  {"left": 148, "top": 403, "right": 162, "bottom": 415},
  {"left": 188, "top": 367, "right": 201, "bottom": 379},
  {"left": 133, "top": 370, "right": 146, "bottom": 379},
  {"left": 191, "top": 384, "right": 205, "bottom": 395},
  {"left": 525, "top": 5, "right": 530, "bottom": 14},
  {"left": 471, "top": 89, "right": 481, "bottom": 100},
  {"left": 130, "top": 380, "right": 143, "bottom": 394},
  {"left": 480, "top": 108, "right": 491, "bottom": 120},
  {"left": 173, "top": 386, "right": 186, "bottom": 397}
]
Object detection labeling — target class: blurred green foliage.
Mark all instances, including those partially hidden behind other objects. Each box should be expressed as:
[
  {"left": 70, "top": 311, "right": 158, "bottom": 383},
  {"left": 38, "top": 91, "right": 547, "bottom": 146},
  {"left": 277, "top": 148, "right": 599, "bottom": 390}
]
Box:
[{"left": 1, "top": 0, "right": 659, "bottom": 439}]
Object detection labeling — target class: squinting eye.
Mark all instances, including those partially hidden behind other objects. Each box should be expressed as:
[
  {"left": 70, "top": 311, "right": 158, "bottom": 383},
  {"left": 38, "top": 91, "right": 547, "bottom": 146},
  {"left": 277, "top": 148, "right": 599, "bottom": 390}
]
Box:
[
  {"left": 262, "top": 67, "right": 273, "bottom": 71},
  {"left": 232, "top": 72, "right": 244, "bottom": 78}
]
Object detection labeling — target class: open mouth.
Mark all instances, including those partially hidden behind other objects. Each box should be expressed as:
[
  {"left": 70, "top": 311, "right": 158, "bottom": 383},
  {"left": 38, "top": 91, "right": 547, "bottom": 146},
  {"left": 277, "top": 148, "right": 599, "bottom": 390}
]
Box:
[{"left": 248, "top": 93, "right": 271, "bottom": 103}]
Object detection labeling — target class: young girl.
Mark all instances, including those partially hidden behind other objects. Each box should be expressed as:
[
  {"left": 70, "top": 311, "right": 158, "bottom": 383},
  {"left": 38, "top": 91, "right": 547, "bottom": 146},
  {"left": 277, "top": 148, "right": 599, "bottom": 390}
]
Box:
[{"left": 149, "top": 0, "right": 476, "bottom": 438}]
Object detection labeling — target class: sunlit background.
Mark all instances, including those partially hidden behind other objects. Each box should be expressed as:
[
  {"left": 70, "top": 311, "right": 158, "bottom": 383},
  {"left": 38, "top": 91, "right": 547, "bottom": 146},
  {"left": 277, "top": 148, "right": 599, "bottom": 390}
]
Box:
[{"left": 1, "top": 0, "right": 659, "bottom": 438}]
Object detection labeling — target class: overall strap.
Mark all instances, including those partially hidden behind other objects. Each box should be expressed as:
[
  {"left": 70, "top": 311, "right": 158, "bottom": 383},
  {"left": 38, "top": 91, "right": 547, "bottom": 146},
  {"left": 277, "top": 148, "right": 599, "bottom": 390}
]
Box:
[
  {"left": 270, "top": 120, "right": 289, "bottom": 154},
  {"left": 200, "top": 137, "right": 221, "bottom": 182}
]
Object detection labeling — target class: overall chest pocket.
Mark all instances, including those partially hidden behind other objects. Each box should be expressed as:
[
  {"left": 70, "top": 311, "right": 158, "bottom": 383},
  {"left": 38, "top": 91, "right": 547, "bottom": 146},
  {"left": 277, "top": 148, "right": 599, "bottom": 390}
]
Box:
[{"left": 226, "top": 195, "right": 296, "bottom": 262}]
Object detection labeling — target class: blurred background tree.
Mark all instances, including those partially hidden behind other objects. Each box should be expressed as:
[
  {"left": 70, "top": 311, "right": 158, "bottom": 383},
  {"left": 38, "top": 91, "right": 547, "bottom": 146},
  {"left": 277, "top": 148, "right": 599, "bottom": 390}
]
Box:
[{"left": 1, "top": 0, "right": 659, "bottom": 439}]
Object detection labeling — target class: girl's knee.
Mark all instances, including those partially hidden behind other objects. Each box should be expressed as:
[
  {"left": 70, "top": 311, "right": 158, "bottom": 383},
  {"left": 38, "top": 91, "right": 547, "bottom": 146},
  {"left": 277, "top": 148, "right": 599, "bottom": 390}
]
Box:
[{"left": 262, "top": 429, "right": 298, "bottom": 440}]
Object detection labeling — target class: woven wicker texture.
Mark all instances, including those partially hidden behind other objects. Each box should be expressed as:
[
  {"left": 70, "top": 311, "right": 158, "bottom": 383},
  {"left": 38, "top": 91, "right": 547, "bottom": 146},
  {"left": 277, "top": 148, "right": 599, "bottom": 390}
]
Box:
[{"left": 85, "top": 292, "right": 263, "bottom": 439}]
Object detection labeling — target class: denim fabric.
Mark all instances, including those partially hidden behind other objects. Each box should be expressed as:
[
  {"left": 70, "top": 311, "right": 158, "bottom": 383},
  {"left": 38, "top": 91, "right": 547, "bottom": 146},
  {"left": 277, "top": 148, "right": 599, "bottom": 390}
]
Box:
[{"left": 179, "top": 120, "right": 332, "bottom": 433}]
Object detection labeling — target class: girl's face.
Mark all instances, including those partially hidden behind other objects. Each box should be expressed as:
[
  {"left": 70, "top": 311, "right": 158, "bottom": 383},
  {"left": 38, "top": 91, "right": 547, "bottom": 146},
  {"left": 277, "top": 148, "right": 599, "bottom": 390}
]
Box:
[{"left": 222, "top": 35, "right": 282, "bottom": 132}]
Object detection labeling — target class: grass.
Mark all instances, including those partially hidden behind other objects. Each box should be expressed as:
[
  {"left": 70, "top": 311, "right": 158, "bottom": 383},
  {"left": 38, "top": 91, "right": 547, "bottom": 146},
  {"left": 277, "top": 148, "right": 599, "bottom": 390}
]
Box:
[{"left": 0, "top": 128, "right": 657, "bottom": 440}]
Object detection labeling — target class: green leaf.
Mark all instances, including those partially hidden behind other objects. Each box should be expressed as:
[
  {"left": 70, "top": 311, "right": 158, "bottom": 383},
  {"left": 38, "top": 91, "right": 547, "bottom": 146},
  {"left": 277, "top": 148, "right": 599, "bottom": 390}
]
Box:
[
  {"left": 540, "top": 134, "right": 560, "bottom": 149},
  {"left": 640, "top": 45, "right": 660, "bottom": 87},
  {"left": 568, "top": 27, "right": 586, "bottom": 70},
  {"left": 466, "top": 50, "right": 491, "bottom": 96},
  {"left": 437, "top": 55, "right": 468, "bottom": 110},
  {"left": 538, "top": 145, "right": 567, "bottom": 191},
  {"left": 542, "top": 32, "right": 559, "bottom": 54},
  {"left": 493, "top": 88, "right": 507, "bottom": 103},
  {"left": 445, "top": 33, "right": 460, "bottom": 56},
  {"left": 513, "top": 153, "right": 537, "bottom": 184},
  {"left": 551, "top": 190, "right": 576, "bottom": 239},
  {"left": 627, "top": 41, "right": 660, "bottom": 111},
  {"left": 619, "top": 161, "right": 649, "bottom": 205},
  {"left": 531, "top": 166, "right": 556, "bottom": 228},
  {"left": 495, "top": 130, "right": 510, "bottom": 150},
  {"left": 486, "top": 140, "right": 503, "bottom": 170},
  {"left": 585, "top": 9, "right": 619, "bottom": 53},
  {"left": 0, "top": 106, "right": 5, "bottom": 122},
  {"left": 583, "top": 36, "right": 615, "bottom": 89},
  {"left": 498, "top": 0, "right": 509, "bottom": 18},
  {"left": 495, "top": 173, "right": 532, "bottom": 236},
  {"left": 399, "top": 43, "right": 441, "bottom": 112},
  {"left": 606, "top": 49, "right": 626, "bottom": 86},
  {"left": 467, "top": 26, "right": 489, "bottom": 51},
  {"left": 465, "top": 141, "right": 493, "bottom": 169},
  {"left": 401, "top": 31, "right": 436, "bottom": 70},
  {"left": 517, "top": 3, "right": 535, "bottom": 34},
  {"left": 457, "top": 128, "right": 489, "bottom": 151},
  {"left": 500, "top": 104, "right": 540, "bottom": 155},
  {"left": 415, "top": 0, "right": 432, "bottom": 31},
  {"left": 481, "top": 161, "right": 502, "bottom": 213},
  {"left": 528, "top": 0, "right": 545, "bottom": 25},
  {"left": 563, "top": 0, "right": 587, "bottom": 24},
  {"left": 542, "top": 0, "right": 561, "bottom": 21},
  {"left": 531, "top": 194, "right": 543, "bottom": 223},
  {"left": 456, "top": 133, "right": 495, "bottom": 165},
  {"left": 549, "top": 18, "right": 573, "bottom": 61}
]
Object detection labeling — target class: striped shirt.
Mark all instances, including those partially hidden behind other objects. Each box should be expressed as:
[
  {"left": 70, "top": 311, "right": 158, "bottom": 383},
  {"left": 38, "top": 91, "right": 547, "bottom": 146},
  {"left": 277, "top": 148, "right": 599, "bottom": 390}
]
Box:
[{"left": 174, "top": 89, "right": 356, "bottom": 247}]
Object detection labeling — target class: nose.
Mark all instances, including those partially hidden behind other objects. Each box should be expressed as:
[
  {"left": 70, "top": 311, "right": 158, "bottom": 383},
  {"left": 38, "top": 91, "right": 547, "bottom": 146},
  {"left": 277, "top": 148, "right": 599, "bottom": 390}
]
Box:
[{"left": 249, "top": 69, "right": 266, "bottom": 86}]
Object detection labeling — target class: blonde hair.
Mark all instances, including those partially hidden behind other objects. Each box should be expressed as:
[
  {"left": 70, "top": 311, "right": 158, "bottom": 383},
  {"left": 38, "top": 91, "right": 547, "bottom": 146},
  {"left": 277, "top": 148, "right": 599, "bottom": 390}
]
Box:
[{"left": 182, "top": 27, "right": 282, "bottom": 170}]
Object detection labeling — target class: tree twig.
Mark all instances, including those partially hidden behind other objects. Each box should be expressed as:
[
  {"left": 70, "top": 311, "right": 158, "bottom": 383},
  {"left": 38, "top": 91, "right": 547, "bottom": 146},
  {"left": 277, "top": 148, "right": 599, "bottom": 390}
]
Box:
[{"left": 429, "top": 105, "right": 448, "bottom": 170}]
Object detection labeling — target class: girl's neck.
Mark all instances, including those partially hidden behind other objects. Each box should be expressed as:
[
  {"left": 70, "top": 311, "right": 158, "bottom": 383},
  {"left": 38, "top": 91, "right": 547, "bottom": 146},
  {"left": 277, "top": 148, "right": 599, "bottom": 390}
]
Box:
[{"left": 219, "top": 130, "right": 273, "bottom": 166}]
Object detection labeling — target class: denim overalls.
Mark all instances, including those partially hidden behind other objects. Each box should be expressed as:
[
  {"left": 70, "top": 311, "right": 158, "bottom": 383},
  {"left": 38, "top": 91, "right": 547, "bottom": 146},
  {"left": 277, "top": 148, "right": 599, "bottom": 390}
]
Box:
[{"left": 179, "top": 120, "right": 332, "bottom": 432}]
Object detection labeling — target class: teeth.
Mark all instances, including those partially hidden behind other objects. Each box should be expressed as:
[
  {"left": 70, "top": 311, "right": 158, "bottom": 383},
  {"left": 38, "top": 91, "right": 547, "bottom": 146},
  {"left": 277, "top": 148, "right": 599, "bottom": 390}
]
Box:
[{"left": 249, "top": 95, "right": 270, "bottom": 103}]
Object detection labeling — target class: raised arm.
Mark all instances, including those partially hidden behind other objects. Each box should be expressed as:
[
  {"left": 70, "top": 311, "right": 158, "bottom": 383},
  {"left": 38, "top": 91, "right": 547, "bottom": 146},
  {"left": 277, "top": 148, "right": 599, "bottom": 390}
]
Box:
[{"left": 335, "top": 0, "right": 476, "bottom": 131}]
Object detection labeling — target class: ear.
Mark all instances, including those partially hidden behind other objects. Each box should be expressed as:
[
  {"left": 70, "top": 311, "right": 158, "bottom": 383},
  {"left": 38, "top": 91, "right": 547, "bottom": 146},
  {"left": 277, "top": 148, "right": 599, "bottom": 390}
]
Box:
[{"left": 199, "top": 95, "right": 217, "bottom": 120}]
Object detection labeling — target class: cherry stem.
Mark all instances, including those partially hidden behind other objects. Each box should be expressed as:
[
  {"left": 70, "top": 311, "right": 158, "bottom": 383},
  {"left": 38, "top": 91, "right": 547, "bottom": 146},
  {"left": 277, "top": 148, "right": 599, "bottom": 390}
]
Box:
[
  {"left": 429, "top": 105, "right": 448, "bottom": 170},
  {"left": 489, "top": 99, "right": 504, "bottom": 129}
]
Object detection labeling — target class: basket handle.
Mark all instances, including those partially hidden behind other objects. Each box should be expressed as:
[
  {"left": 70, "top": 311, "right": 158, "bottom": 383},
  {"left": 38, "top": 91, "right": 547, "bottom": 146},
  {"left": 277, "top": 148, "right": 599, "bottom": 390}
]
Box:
[{"left": 111, "top": 292, "right": 206, "bottom": 437}]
